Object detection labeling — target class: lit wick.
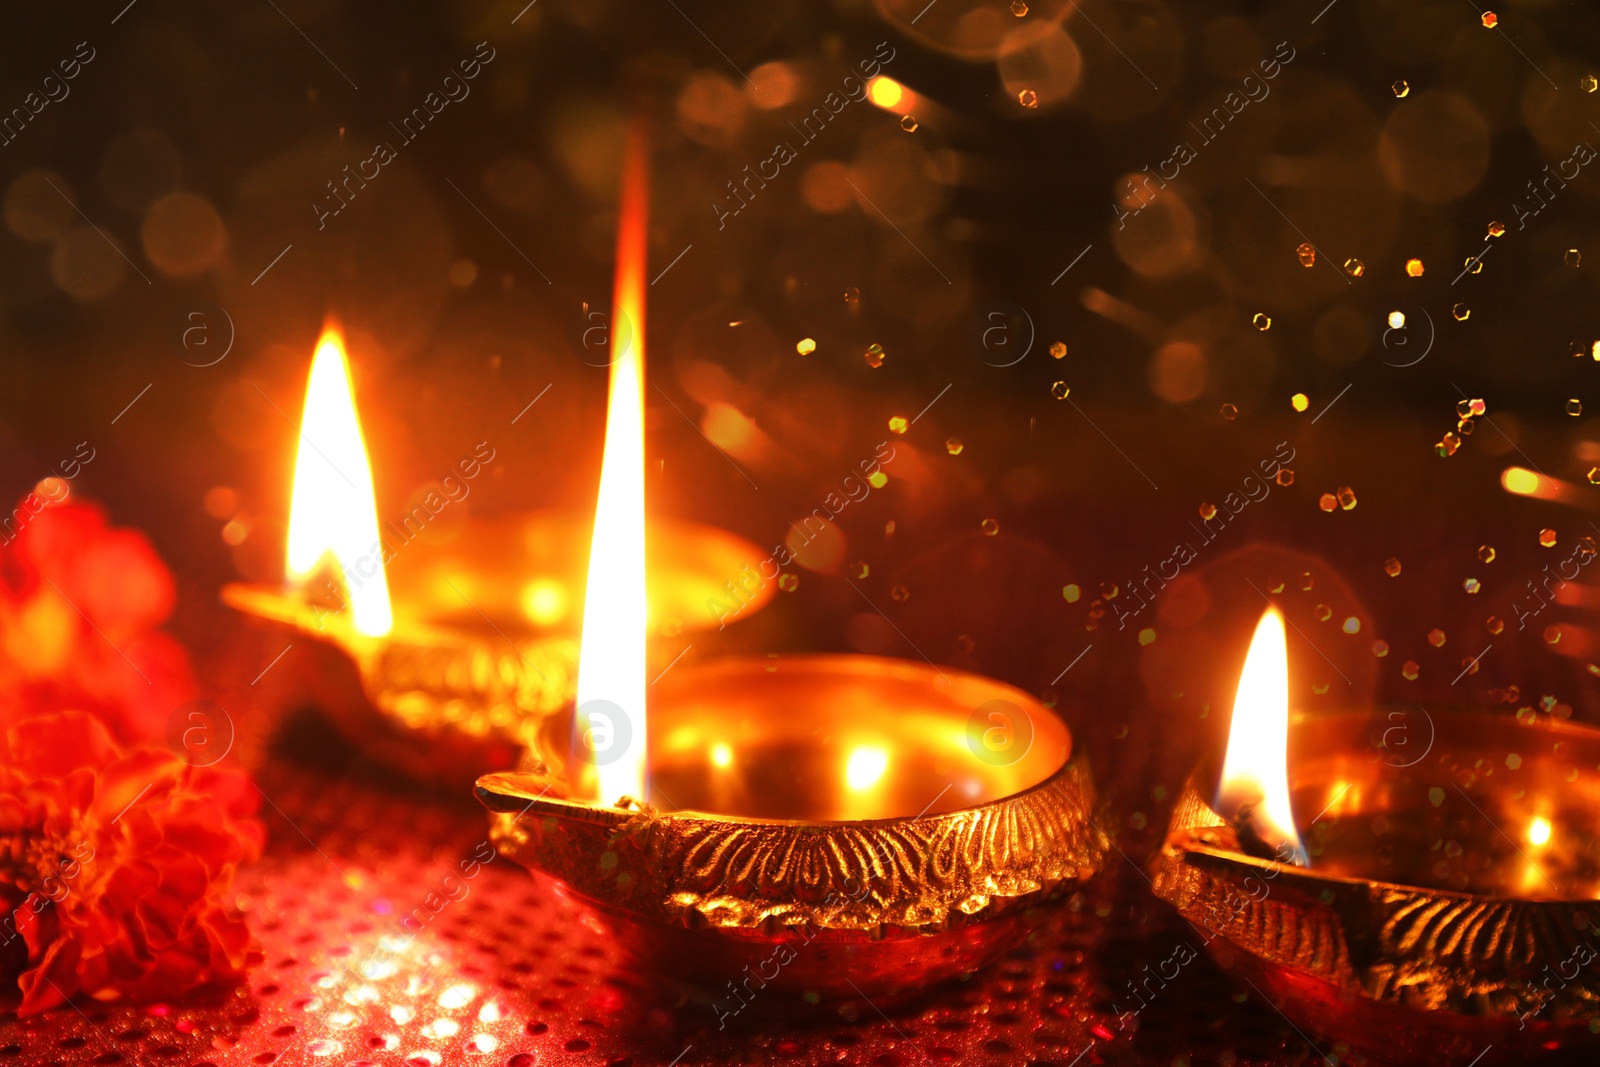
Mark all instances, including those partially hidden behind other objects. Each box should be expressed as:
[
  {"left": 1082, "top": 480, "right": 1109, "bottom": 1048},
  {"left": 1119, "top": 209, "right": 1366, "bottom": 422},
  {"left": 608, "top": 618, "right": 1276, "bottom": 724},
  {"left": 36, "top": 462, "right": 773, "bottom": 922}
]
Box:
[
  {"left": 1216, "top": 607, "right": 1308, "bottom": 865},
  {"left": 284, "top": 322, "right": 394, "bottom": 638},
  {"left": 572, "top": 120, "right": 650, "bottom": 807}
]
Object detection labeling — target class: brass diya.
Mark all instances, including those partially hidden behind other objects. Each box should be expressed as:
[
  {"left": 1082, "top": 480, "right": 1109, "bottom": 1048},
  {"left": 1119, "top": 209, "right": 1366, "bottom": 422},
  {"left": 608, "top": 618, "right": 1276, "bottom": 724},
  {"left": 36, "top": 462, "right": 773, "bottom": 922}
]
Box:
[
  {"left": 476, "top": 653, "right": 1108, "bottom": 1009},
  {"left": 224, "top": 508, "right": 774, "bottom": 782},
  {"left": 1155, "top": 709, "right": 1600, "bottom": 1066}
]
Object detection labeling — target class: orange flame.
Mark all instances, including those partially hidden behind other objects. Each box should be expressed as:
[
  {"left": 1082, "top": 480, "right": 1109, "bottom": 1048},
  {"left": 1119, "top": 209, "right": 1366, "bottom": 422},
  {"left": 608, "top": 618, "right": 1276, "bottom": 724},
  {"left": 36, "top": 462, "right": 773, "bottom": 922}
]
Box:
[
  {"left": 1217, "top": 608, "right": 1307, "bottom": 864},
  {"left": 573, "top": 123, "right": 650, "bottom": 805},
  {"left": 285, "top": 323, "right": 393, "bottom": 637}
]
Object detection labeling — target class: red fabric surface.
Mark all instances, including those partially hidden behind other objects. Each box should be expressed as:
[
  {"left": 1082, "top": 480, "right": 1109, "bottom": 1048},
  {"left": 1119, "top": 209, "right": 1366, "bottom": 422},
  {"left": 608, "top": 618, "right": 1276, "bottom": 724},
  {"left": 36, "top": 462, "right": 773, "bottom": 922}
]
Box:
[{"left": 0, "top": 760, "right": 1332, "bottom": 1066}]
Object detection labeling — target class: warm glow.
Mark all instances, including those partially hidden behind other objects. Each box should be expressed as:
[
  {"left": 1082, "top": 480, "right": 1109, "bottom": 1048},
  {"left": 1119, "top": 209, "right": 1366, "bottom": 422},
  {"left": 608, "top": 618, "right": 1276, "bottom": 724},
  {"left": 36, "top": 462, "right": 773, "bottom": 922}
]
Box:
[
  {"left": 285, "top": 323, "right": 393, "bottom": 636},
  {"left": 701, "top": 401, "right": 768, "bottom": 461},
  {"left": 866, "top": 76, "right": 906, "bottom": 109},
  {"left": 574, "top": 125, "right": 650, "bottom": 806},
  {"left": 1529, "top": 816, "right": 1552, "bottom": 847},
  {"left": 519, "top": 579, "right": 568, "bottom": 627},
  {"left": 1502, "top": 467, "right": 1542, "bottom": 497},
  {"left": 845, "top": 745, "right": 889, "bottom": 791},
  {"left": 1316, "top": 779, "right": 1358, "bottom": 821},
  {"left": 1217, "top": 608, "right": 1307, "bottom": 864},
  {"left": 709, "top": 742, "right": 733, "bottom": 769}
]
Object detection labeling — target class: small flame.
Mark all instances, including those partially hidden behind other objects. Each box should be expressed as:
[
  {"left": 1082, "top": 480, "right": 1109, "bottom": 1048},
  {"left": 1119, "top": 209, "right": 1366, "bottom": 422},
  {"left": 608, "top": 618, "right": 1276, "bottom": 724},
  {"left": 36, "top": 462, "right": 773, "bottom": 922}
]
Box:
[
  {"left": 285, "top": 323, "right": 393, "bottom": 637},
  {"left": 573, "top": 123, "right": 650, "bottom": 805},
  {"left": 1217, "top": 608, "right": 1307, "bottom": 864}
]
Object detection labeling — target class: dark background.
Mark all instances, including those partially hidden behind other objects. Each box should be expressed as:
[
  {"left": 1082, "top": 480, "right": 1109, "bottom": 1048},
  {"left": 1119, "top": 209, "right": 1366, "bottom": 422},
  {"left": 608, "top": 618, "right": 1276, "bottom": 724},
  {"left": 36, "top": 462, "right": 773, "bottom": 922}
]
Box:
[{"left": 3, "top": 0, "right": 1600, "bottom": 801}]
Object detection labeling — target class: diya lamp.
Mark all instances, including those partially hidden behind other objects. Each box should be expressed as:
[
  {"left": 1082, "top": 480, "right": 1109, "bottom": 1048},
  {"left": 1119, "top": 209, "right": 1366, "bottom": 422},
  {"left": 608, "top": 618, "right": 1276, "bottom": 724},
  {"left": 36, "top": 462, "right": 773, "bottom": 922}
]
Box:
[
  {"left": 474, "top": 125, "right": 1108, "bottom": 1010},
  {"left": 221, "top": 174, "right": 774, "bottom": 786},
  {"left": 1155, "top": 606, "right": 1600, "bottom": 1066}
]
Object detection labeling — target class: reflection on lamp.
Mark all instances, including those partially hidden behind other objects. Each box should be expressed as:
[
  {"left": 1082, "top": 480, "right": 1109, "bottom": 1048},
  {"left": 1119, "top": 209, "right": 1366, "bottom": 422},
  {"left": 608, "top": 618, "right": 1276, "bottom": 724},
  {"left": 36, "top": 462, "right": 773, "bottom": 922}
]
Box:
[{"left": 845, "top": 745, "right": 890, "bottom": 791}]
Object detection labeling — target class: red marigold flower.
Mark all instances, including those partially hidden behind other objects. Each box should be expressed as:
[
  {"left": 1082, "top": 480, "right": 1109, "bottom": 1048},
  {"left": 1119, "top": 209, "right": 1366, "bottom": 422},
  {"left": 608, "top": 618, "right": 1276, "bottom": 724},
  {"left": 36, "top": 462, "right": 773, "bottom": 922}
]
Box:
[
  {"left": 0, "top": 710, "right": 264, "bottom": 1015},
  {"left": 0, "top": 499, "right": 196, "bottom": 745}
]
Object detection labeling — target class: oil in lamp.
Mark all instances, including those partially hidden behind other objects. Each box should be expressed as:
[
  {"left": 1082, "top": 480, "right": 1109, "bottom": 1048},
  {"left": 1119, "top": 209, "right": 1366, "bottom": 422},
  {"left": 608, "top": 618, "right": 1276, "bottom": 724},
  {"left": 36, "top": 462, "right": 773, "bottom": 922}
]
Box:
[
  {"left": 1156, "top": 605, "right": 1600, "bottom": 1066},
  {"left": 475, "top": 125, "right": 1109, "bottom": 1011}
]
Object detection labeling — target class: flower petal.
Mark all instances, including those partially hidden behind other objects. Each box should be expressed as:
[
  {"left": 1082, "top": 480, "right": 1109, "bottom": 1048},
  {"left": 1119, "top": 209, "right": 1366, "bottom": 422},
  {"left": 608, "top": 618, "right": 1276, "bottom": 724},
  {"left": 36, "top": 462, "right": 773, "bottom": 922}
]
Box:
[{"left": 5, "top": 710, "right": 118, "bottom": 779}]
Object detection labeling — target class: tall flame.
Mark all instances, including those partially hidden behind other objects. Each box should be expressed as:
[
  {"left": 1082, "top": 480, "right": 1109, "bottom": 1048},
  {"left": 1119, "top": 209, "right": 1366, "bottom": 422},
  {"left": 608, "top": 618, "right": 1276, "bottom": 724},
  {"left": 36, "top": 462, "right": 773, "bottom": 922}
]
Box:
[
  {"left": 574, "top": 124, "right": 650, "bottom": 805},
  {"left": 1217, "top": 607, "right": 1307, "bottom": 864},
  {"left": 285, "top": 323, "right": 394, "bottom": 637}
]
